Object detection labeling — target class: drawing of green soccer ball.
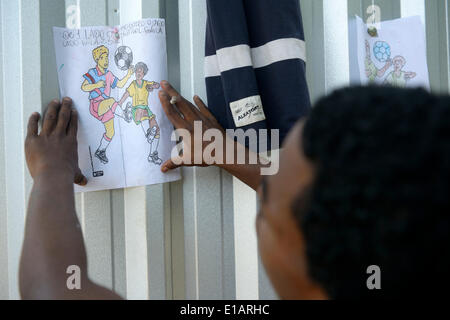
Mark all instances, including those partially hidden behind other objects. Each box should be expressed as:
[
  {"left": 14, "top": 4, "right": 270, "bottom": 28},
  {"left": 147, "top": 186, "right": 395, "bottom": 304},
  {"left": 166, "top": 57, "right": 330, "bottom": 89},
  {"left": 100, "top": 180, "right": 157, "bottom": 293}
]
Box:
[
  {"left": 114, "top": 46, "right": 133, "bottom": 71},
  {"left": 373, "top": 41, "right": 391, "bottom": 63}
]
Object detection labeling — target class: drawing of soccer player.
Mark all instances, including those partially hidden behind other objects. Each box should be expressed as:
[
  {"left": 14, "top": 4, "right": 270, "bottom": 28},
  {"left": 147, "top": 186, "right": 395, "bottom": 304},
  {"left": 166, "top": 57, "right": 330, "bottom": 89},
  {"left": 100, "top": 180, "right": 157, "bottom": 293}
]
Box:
[
  {"left": 118, "top": 62, "right": 162, "bottom": 165},
  {"left": 365, "top": 40, "right": 392, "bottom": 82},
  {"left": 81, "top": 45, "right": 133, "bottom": 164},
  {"left": 384, "top": 56, "right": 417, "bottom": 87}
]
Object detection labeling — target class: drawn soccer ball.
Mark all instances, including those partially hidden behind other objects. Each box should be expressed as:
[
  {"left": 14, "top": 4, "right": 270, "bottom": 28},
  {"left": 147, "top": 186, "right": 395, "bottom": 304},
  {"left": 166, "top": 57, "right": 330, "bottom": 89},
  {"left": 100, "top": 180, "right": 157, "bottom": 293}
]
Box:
[
  {"left": 114, "top": 46, "right": 133, "bottom": 71},
  {"left": 373, "top": 41, "right": 391, "bottom": 63}
]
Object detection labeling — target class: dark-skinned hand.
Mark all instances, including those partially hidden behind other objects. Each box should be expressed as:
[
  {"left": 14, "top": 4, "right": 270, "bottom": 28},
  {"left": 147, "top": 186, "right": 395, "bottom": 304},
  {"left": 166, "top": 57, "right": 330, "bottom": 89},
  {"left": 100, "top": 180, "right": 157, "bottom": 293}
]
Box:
[
  {"left": 25, "top": 97, "right": 87, "bottom": 186},
  {"left": 158, "top": 80, "right": 227, "bottom": 172}
]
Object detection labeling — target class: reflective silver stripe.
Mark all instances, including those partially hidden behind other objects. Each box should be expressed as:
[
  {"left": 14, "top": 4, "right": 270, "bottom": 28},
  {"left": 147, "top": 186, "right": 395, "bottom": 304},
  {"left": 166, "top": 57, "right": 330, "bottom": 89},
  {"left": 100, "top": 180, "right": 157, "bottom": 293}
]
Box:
[
  {"left": 205, "top": 44, "right": 252, "bottom": 77},
  {"left": 204, "top": 38, "right": 307, "bottom": 78}
]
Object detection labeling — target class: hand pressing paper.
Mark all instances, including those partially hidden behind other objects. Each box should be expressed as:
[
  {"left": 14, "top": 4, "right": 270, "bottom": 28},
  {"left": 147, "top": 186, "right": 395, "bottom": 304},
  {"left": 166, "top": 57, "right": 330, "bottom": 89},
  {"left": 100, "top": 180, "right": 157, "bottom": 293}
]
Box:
[
  {"left": 53, "top": 18, "right": 181, "bottom": 192},
  {"left": 349, "top": 15, "right": 430, "bottom": 89}
]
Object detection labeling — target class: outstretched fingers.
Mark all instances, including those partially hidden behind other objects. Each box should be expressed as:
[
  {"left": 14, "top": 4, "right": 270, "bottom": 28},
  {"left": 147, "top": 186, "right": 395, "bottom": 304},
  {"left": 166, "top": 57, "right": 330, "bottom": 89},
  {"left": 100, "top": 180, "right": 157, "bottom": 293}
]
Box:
[
  {"left": 161, "top": 81, "right": 198, "bottom": 119},
  {"left": 42, "top": 99, "right": 61, "bottom": 135},
  {"left": 160, "top": 80, "right": 182, "bottom": 100},
  {"left": 56, "top": 97, "right": 73, "bottom": 135},
  {"left": 27, "top": 112, "right": 41, "bottom": 138},
  {"left": 68, "top": 108, "right": 79, "bottom": 138},
  {"left": 68, "top": 112, "right": 85, "bottom": 186},
  {"left": 159, "top": 90, "right": 187, "bottom": 129},
  {"left": 193, "top": 95, "right": 216, "bottom": 122}
]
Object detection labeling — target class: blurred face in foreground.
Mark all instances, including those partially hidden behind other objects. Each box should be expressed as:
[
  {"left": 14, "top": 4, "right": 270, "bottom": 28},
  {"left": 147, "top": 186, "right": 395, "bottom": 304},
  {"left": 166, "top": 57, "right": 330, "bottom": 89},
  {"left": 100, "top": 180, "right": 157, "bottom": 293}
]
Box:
[
  {"left": 257, "top": 86, "right": 450, "bottom": 300},
  {"left": 256, "top": 121, "right": 327, "bottom": 300}
]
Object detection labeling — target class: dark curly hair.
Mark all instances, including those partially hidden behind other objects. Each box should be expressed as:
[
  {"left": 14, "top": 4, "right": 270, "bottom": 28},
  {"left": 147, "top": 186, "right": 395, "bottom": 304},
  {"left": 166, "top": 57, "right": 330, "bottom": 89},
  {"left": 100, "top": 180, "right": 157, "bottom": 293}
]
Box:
[{"left": 296, "top": 86, "right": 450, "bottom": 299}]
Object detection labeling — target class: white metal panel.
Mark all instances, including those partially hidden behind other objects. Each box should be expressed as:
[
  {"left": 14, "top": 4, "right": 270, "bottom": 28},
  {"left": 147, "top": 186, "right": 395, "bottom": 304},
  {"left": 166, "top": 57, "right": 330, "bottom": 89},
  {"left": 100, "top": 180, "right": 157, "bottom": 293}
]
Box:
[
  {"left": 220, "top": 171, "right": 237, "bottom": 299},
  {"left": 110, "top": 188, "right": 126, "bottom": 297},
  {"left": 2, "top": 0, "right": 43, "bottom": 300},
  {"left": 1, "top": 0, "right": 448, "bottom": 300},
  {"left": 121, "top": 0, "right": 175, "bottom": 300},
  {"left": 106, "top": 0, "right": 127, "bottom": 298},
  {"left": 323, "top": 0, "right": 350, "bottom": 92},
  {"left": 118, "top": 0, "right": 150, "bottom": 300},
  {"left": 401, "top": 0, "right": 425, "bottom": 22},
  {"left": 164, "top": 0, "right": 186, "bottom": 300},
  {"left": 362, "top": 0, "right": 401, "bottom": 20},
  {"left": 145, "top": 183, "right": 173, "bottom": 299},
  {"left": 68, "top": 0, "right": 115, "bottom": 292},
  {"left": 140, "top": 1, "right": 174, "bottom": 300},
  {"left": 0, "top": 0, "right": 8, "bottom": 300},
  {"left": 425, "top": 0, "right": 450, "bottom": 92},
  {"left": 178, "top": 0, "right": 231, "bottom": 300},
  {"left": 233, "top": 178, "right": 258, "bottom": 300},
  {"left": 302, "top": 0, "right": 326, "bottom": 103},
  {"left": 2, "top": 0, "right": 26, "bottom": 299}
]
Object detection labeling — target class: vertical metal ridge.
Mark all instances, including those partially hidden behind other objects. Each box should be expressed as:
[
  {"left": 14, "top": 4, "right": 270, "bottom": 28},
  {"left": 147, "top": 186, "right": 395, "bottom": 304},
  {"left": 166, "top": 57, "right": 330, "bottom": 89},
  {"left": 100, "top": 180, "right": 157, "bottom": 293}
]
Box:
[
  {"left": 0, "top": 0, "right": 10, "bottom": 300},
  {"left": 2, "top": 0, "right": 447, "bottom": 301},
  {"left": 4, "top": 0, "right": 26, "bottom": 299}
]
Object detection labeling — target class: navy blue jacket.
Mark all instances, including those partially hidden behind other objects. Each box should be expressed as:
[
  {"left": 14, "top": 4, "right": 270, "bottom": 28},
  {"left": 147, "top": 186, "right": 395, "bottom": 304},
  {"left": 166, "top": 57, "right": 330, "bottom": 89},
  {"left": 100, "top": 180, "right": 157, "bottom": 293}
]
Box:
[{"left": 205, "top": 0, "right": 311, "bottom": 150}]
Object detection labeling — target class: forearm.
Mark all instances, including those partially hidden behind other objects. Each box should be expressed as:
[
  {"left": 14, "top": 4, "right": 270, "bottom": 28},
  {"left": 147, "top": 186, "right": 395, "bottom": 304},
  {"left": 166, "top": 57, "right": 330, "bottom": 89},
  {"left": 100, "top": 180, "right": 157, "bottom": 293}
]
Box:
[
  {"left": 220, "top": 162, "right": 263, "bottom": 191},
  {"left": 377, "top": 68, "right": 387, "bottom": 77},
  {"left": 217, "top": 137, "right": 269, "bottom": 190},
  {"left": 117, "top": 76, "right": 130, "bottom": 88},
  {"left": 119, "top": 92, "right": 129, "bottom": 106},
  {"left": 22, "top": 98, "right": 122, "bottom": 299},
  {"left": 378, "top": 63, "right": 391, "bottom": 77},
  {"left": 20, "top": 169, "right": 87, "bottom": 298},
  {"left": 81, "top": 83, "right": 99, "bottom": 92}
]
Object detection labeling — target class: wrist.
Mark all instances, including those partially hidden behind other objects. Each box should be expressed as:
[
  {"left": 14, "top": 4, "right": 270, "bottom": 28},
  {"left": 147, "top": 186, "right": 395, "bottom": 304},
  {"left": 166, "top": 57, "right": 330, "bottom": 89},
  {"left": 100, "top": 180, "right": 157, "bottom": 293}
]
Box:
[
  {"left": 32, "top": 164, "right": 75, "bottom": 184},
  {"left": 216, "top": 136, "right": 239, "bottom": 170}
]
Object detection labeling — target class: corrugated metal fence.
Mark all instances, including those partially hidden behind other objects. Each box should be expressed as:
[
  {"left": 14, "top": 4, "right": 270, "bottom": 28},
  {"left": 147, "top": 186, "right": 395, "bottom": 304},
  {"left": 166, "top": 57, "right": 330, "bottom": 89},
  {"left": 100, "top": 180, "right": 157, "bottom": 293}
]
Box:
[{"left": 0, "top": 0, "right": 448, "bottom": 300}]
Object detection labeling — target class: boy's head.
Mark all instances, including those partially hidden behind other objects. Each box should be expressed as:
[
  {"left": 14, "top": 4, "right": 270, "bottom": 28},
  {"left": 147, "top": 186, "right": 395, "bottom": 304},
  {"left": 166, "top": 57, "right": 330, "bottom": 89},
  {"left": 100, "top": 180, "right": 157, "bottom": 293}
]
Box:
[
  {"left": 393, "top": 56, "right": 406, "bottom": 70},
  {"left": 257, "top": 86, "right": 450, "bottom": 299},
  {"left": 135, "top": 62, "right": 148, "bottom": 80},
  {"left": 93, "top": 45, "right": 109, "bottom": 69}
]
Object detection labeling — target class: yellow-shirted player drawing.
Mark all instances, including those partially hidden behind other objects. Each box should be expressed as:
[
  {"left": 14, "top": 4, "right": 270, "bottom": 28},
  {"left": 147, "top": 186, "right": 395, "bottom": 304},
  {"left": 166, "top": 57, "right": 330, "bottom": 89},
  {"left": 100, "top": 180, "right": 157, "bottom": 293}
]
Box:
[
  {"left": 118, "top": 62, "right": 162, "bottom": 165},
  {"left": 383, "top": 56, "right": 416, "bottom": 87},
  {"left": 81, "top": 45, "right": 133, "bottom": 165},
  {"left": 365, "top": 40, "right": 416, "bottom": 87}
]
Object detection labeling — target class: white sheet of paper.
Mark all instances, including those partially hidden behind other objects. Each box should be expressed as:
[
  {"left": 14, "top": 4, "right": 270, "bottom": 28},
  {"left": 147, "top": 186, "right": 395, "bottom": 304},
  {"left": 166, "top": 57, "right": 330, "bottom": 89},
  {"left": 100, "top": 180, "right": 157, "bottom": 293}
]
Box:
[
  {"left": 53, "top": 18, "right": 181, "bottom": 192},
  {"left": 350, "top": 15, "right": 430, "bottom": 89}
]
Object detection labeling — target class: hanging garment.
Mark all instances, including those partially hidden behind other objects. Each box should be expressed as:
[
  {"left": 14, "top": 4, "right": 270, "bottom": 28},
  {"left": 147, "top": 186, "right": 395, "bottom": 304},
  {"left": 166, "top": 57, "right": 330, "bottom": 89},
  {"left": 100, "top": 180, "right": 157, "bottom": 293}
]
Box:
[{"left": 204, "top": 0, "right": 311, "bottom": 150}]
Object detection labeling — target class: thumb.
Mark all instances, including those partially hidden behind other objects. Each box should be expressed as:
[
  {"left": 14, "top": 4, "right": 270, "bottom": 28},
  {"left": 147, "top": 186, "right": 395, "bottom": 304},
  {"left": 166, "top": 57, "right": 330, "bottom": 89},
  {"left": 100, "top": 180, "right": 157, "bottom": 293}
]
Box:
[
  {"left": 74, "top": 168, "right": 88, "bottom": 186},
  {"left": 161, "top": 157, "right": 183, "bottom": 173}
]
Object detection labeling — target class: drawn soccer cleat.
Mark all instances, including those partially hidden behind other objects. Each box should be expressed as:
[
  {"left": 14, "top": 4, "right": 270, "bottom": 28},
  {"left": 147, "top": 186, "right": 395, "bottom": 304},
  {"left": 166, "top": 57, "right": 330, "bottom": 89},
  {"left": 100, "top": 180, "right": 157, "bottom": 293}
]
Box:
[
  {"left": 148, "top": 151, "right": 162, "bottom": 165},
  {"left": 95, "top": 149, "right": 109, "bottom": 164},
  {"left": 146, "top": 126, "right": 158, "bottom": 144},
  {"left": 124, "top": 102, "right": 133, "bottom": 123}
]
